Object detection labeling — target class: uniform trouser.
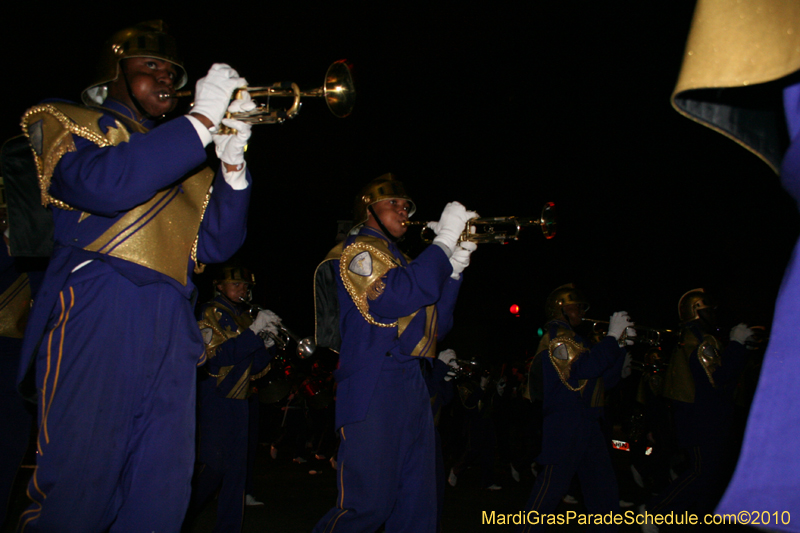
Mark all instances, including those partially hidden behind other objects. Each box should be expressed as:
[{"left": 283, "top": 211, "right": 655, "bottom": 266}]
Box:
[
  {"left": 520, "top": 423, "right": 619, "bottom": 533},
  {"left": 186, "top": 393, "right": 249, "bottom": 533},
  {"left": 16, "top": 266, "right": 200, "bottom": 533},
  {"left": 647, "top": 445, "right": 726, "bottom": 516},
  {"left": 313, "top": 360, "right": 437, "bottom": 533}
]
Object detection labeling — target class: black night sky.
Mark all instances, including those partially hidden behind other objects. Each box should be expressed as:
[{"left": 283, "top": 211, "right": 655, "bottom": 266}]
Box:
[{"left": 3, "top": 2, "right": 798, "bottom": 367}]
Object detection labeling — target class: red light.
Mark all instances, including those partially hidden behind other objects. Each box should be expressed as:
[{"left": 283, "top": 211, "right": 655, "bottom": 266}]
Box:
[{"left": 509, "top": 304, "right": 520, "bottom": 315}]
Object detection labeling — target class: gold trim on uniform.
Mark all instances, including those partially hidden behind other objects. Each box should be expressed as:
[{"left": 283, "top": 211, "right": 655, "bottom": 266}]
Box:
[
  {"left": 548, "top": 336, "right": 589, "bottom": 393},
  {"left": 339, "top": 237, "right": 402, "bottom": 328},
  {"left": 0, "top": 273, "right": 31, "bottom": 339},
  {"left": 20, "top": 102, "right": 213, "bottom": 286},
  {"left": 198, "top": 303, "right": 267, "bottom": 399},
  {"left": 696, "top": 337, "right": 722, "bottom": 388},
  {"left": 662, "top": 329, "right": 721, "bottom": 403}
]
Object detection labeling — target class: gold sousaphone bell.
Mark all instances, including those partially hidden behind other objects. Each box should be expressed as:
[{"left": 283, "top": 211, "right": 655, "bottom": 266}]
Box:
[
  {"left": 169, "top": 59, "right": 356, "bottom": 125},
  {"left": 404, "top": 201, "right": 556, "bottom": 244}
]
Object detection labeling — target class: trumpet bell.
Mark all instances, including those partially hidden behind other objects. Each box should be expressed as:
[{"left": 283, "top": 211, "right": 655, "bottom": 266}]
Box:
[
  {"left": 297, "top": 337, "right": 317, "bottom": 359},
  {"left": 323, "top": 59, "right": 356, "bottom": 118}
]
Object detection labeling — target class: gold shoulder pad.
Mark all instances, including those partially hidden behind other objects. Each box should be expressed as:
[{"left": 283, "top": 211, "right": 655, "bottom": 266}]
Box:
[
  {"left": 197, "top": 304, "right": 250, "bottom": 361},
  {"left": 697, "top": 335, "right": 722, "bottom": 387},
  {"left": 20, "top": 102, "right": 134, "bottom": 209},
  {"left": 548, "top": 331, "right": 589, "bottom": 392},
  {"left": 662, "top": 329, "right": 701, "bottom": 403},
  {"left": 339, "top": 236, "right": 400, "bottom": 328}
]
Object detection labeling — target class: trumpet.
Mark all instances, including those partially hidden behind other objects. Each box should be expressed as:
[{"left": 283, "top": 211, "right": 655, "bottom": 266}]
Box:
[
  {"left": 583, "top": 318, "right": 674, "bottom": 348},
  {"left": 241, "top": 299, "right": 316, "bottom": 359},
  {"left": 162, "top": 59, "right": 355, "bottom": 125},
  {"left": 404, "top": 202, "right": 556, "bottom": 244}
]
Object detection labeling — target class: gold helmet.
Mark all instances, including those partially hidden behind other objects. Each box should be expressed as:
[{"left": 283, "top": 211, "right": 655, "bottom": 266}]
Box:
[
  {"left": 545, "top": 283, "right": 589, "bottom": 321},
  {"left": 678, "top": 288, "right": 715, "bottom": 324},
  {"left": 352, "top": 173, "right": 416, "bottom": 228},
  {"left": 214, "top": 266, "right": 255, "bottom": 286},
  {"left": 82, "top": 20, "right": 187, "bottom": 106}
]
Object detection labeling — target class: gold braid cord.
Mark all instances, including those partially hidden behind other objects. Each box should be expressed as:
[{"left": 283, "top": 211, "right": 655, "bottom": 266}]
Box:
[
  {"left": 697, "top": 337, "right": 722, "bottom": 388},
  {"left": 20, "top": 103, "right": 119, "bottom": 210},
  {"left": 339, "top": 240, "right": 401, "bottom": 328},
  {"left": 198, "top": 304, "right": 251, "bottom": 381},
  {"left": 548, "top": 336, "right": 589, "bottom": 393}
]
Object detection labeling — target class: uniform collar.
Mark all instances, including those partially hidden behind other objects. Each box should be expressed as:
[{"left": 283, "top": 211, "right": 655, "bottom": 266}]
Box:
[{"left": 101, "top": 98, "right": 156, "bottom": 128}]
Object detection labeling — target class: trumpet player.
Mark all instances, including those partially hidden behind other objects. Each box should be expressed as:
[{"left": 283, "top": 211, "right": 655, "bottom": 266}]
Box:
[
  {"left": 10, "top": 21, "right": 255, "bottom": 531},
  {"left": 521, "top": 284, "right": 632, "bottom": 533},
  {"left": 313, "top": 174, "right": 477, "bottom": 533},
  {"left": 639, "top": 289, "right": 752, "bottom": 532},
  {"left": 186, "top": 266, "right": 279, "bottom": 532}
]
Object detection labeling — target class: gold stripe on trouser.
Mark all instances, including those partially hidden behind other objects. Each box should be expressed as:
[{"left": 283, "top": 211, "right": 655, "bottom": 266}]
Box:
[
  {"left": 650, "top": 446, "right": 701, "bottom": 513},
  {"left": 521, "top": 464, "right": 554, "bottom": 533},
  {"left": 20, "top": 287, "right": 76, "bottom": 531},
  {"left": 320, "top": 427, "right": 350, "bottom": 532}
]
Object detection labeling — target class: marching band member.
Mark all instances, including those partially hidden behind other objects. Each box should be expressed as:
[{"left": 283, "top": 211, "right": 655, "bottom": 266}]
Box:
[
  {"left": 13, "top": 21, "right": 253, "bottom": 531},
  {"left": 639, "top": 289, "right": 752, "bottom": 532},
  {"left": 312, "top": 173, "right": 476, "bottom": 532},
  {"left": 520, "top": 284, "right": 631, "bottom": 533},
  {"left": 185, "top": 266, "right": 278, "bottom": 532}
]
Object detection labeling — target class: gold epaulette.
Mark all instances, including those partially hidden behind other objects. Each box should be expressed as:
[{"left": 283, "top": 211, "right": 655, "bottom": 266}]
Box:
[
  {"left": 339, "top": 236, "right": 402, "bottom": 328},
  {"left": 544, "top": 324, "right": 589, "bottom": 393},
  {"left": 20, "top": 102, "right": 137, "bottom": 210}
]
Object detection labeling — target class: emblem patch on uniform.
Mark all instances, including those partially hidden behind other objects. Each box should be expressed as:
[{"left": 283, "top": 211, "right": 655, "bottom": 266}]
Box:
[
  {"left": 349, "top": 251, "right": 373, "bottom": 277},
  {"left": 29, "top": 120, "right": 43, "bottom": 156}
]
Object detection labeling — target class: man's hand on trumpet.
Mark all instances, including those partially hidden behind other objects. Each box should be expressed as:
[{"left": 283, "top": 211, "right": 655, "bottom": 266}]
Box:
[
  {"left": 249, "top": 309, "right": 282, "bottom": 348},
  {"left": 427, "top": 201, "right": 478, "bottom": 255},
  {"left": 190, "top": 63, "right": 248, "bottom": 130},
  {"left": 607, "top": 311, "right": 636, "bottom": 346},
  {"left": 449, "top": 241, "right": 477, "bottom": 280}
]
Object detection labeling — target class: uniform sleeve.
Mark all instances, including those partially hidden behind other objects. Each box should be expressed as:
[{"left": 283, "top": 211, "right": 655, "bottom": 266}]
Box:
[
  {"left": 207, "top": 328, "right": 269, "bottom": 371},
  {"left": 50, "top": 116, "right": 208, "bottom": 215},
  {"left": 367, "top": 244, "right": 453, "bottom": 319},
  {"left": 435, "top": 277, "right": 462, "bottom": 339},
  {"left": 568, "top": 336, "right": 625, "bottom": 381},
  {"left": 195, "top": 168, "right": 251, "bottom": 264}
]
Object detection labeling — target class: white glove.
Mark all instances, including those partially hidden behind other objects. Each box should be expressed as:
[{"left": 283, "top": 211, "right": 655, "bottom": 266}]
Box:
[
  {"left": 227, "top": 90, "right": 257, "bottom": 114},
  {"left": 730, "top": 323, "right": 754, "bottom": 345},
  {"left": 191, "top": 64, "right": 248, "bottom": 129},
  {"left": 621, "top": 351, "right": 632, "bottom": 379},
  {"left": 496, "top": 378, "right": 507, "bottom": 397},
  {"left": 444, "top": 368, "right": 457, "bottom": 382},
  {"left": 480, "top": 375, "right": 490, "bottom": 390},
  {"left": 214, "top": 118, "right": 251, "bottom": 167},
  {"left": 608, "top": 311, "right": 635, "bottom": 344},
  {"left": 249, "top": 309, "right": 281, "bottom": 336},
  {"left": 429, "top": 202, "right": 478, "bottom": 256},
  {"left": 438, "top": 349, "right": 457, "bottom": 366},
  {"left": 449, "top": 241, "right": 477, "bottom": 279}
]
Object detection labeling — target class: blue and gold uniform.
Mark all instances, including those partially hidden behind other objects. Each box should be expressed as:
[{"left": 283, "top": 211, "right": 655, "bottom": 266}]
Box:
[
  {"left": 645, "top": 290, "right": 747, "bottom": 517},
  {"left": 187, "top": 288, "right": 273, "bottom": 533},
  {"left": 521, "top": 285, "right": 625, "bottom": 533},
  {"left": 313, "top": 176, "right": 463, "bottom": 532},
  {"left": 12, "top": 25, "right": 252, "bottom": 530}
]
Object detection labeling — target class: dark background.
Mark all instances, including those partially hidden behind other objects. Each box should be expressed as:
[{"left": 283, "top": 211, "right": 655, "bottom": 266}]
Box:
[{"left": 3, "top": 2, "right": 797, "bottom": 369}]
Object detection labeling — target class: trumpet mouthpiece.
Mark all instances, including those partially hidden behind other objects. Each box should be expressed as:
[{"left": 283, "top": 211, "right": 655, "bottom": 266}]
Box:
[{"left": 157, "top": 92, "right": 177, "bottom": 101}]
